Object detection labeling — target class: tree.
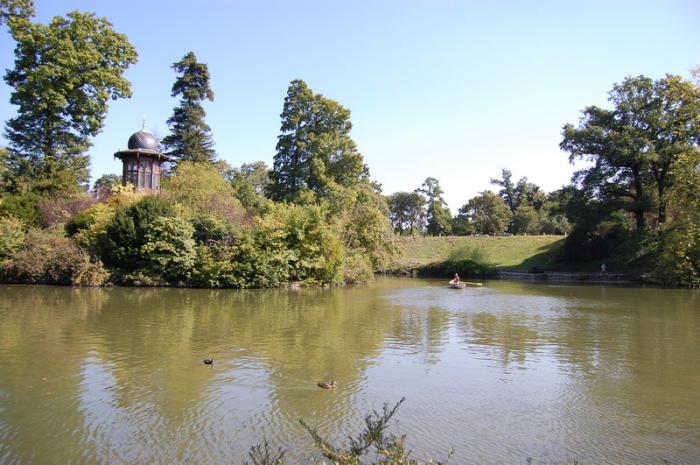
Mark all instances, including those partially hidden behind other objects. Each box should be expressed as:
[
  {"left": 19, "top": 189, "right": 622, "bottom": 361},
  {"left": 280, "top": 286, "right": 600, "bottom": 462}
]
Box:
[
  {"left": 162, "top": 161, "right": 246, "bottom": 225},
  {"left": 92, "top": 173, "right": 121, "bottom": 199},
  {"left": 3, "top": 11, "right": 137, "bottom": 193},
  {"left": 259, "top": 202, "right": 344, "bottom": 285},
  {"left": 228, "top": 161, "right": 271, "bottom": 212},
  {"left": 334, "top": 185, "right": 397, "bottom": 274},
  {"left": 538, "top": 190, "right": 571, "bottom": 235},
  {"left": 161, "top": 51, "right": 216, "bottom": 165},
  {"left": 511, "top": 204, "right": 539, "bottom": 235},
  {"left": 233, "top": 161, "right": 270, "bottom": 195},
  {"left": 561, "top": 75, "right": 700, "bottom": 229},
  {"left": 416, "top": 177, "right": 452, "bottom": 236},
  {"left": 649, "top": 150, "right": 700, "bottom": 287},
  {"left": 387, "top": 191, "right": 426, "bottom": 235},
  {"left": 140, "top": 215, "right": 196, "bottom": 282},
  {"left": 460, "top": 191, "right": 512, "bottom": 235},
  {"left": 491, "top": 169, "right": 545, "bottom": 232},
  {"left": 0, "top": 146, "right": 9, "bottom": 193},
  {"left": 98, "top": 196, "right": 177, "bottom": 272},
  {"left": 452, "top": 207, "right": 475, "bottom": 236},
  {"left": 269, "top": 79, "right": 369, "bottom": 202},
  {"left": 0, "top": 0, "right": 33, "bottom": 25},
  {"left": 490, "top": 169, "right": 517, "bottom": 212}
]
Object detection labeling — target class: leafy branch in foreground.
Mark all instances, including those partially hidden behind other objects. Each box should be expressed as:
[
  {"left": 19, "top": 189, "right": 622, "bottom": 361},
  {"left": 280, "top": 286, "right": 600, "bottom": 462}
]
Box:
[
  {"left": 248, "top": 398, "right": 451, "bottom": 465},
  {"left": 245, "top": 440, "right": 286, "bottom": 465}
]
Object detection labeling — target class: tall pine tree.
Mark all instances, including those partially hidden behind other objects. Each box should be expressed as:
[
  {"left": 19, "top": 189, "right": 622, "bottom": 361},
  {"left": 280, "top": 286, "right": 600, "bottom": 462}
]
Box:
[
  {"left": 162, "top": 51, "right": 216, "bottom": 165},
  {"left": 3, "top": 11, "right": 137, "bottom": 193},
  {"left": 269, "top": 79, "right": 368, "bottom": 202}
]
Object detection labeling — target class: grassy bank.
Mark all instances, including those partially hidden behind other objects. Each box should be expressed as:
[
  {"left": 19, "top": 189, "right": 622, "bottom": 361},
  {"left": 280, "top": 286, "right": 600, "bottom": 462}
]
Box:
[{"left": 395, "top": 235, "right": 565, "bottom": 272}]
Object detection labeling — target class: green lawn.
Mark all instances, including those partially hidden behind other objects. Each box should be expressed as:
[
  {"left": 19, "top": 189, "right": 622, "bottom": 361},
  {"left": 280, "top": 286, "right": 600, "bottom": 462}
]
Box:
[{"left": 397, "top": 235, "right": 565, "bottom": 269}]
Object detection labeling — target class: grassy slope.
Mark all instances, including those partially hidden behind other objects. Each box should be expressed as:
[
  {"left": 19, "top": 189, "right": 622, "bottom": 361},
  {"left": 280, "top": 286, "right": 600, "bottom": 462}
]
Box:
[{"left": 398, "top": 235, "right": 565, "bottom": 269}]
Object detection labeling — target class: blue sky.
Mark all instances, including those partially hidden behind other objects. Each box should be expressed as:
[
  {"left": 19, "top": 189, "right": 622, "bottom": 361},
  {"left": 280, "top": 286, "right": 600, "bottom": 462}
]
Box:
[{"left": 1, "top": 0, "right": 698, "bottom": 210}]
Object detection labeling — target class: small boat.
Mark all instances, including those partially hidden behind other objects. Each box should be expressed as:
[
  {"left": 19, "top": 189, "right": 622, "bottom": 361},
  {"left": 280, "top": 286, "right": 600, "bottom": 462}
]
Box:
[{"left": 448, "top": 279, "right": 482, "bottom": 289}]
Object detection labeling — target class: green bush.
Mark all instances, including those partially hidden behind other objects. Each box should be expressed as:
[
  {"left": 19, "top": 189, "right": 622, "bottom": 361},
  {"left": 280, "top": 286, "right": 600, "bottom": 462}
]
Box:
[
  {"left": 0, "top": 192, "right": 42, "bottom": 225},
  {"left": 65, "top": 210, "right": 94, "bottom": 236},
  {"left": 228, "top": 229, "right": 291, "bottom": 287},
  {"left": 417, "top": 243, "right": 493, "bottom": 278},
  {"left": 0, "top": 216, "right": 25, "bottom": 263},
  {"left": 335, "top": 187, "right": 399, "bottom": 272},
  {"left": 646, "top": 223, "right": 700, "bottom": 287},
  {"left": 2, "top": 229, "right": 108, "bottom": 286},
  {"left": 418, "top": 261, "right": 492, "bottom": 279},
  {"left": 163, "top": 161, "right": 249, "bottom": 225},
  {"left": 447, "top": 244, "right": 488, "bottom": 265},
  {"left": 190, "top": 228, "right": 291, "bottom": 289},
  {"left": 261, "top": 203, "right": 344, "bottom": 285},
  {"left": 343, "top": 252, "right": 374, "bottom": 284},
  {"left": 140, "top": 215, "right": 196, "bottom": 283},
  {"left": 98, "top": 196, "right": 176, "bottom": 272}
]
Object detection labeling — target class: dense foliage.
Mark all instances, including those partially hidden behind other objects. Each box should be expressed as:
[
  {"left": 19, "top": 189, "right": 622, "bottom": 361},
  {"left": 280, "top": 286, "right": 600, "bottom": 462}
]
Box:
[
  {"left": 0, "top": 0, "right": 33, "bottom": 25},
  {"left": 416, "top": 177, "right": 452, "bottom": 236},
  {"left": 646, "top": 151, "right": 700, "bottom": 286},
  {"left": 387, "top": 191, "right": 426, "bottom": 235},
  {"left": 388, "top": 171, "right": 569, "bottom": 238},
  {"left": 2, "top": 10, "right": 137, "bottom": 194},
  {"left": 269, "top": 79, "right": 369, "bottom": 202},
  {"left": 456, "top": 191, "right": 512, "bottom": 235},
  {"left": 561, "top": 75, "right": 700, "bottom": 230},
  {"left": 557, "top": 74, "right": 700, "bottom": 284}
]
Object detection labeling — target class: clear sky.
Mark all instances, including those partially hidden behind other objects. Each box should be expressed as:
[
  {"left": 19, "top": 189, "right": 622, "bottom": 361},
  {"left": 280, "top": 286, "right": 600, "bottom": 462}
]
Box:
[{"left": 1, "top": 0, "right": 698, "bottom": 210}]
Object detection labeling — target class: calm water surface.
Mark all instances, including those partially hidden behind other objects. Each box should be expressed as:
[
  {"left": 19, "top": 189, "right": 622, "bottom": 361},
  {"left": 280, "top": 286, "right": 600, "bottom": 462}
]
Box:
[{"left": 0, "top": 279, "right": 698, "bottom": 464}]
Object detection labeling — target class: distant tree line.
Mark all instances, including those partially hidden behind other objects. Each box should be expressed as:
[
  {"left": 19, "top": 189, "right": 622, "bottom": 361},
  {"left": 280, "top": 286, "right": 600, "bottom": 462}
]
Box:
[{"left": 387, "top": 170, "right": 570, "bottom": 237}]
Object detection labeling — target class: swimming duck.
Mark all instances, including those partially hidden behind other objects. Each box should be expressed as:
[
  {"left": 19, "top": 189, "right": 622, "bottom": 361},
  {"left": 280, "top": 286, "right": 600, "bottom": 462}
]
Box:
[
  {"left": 317, "top": 380, "right": 337, "bottom": 389},
  {"left": 203, "top": 357, "right": 214, "bottom": 365}
]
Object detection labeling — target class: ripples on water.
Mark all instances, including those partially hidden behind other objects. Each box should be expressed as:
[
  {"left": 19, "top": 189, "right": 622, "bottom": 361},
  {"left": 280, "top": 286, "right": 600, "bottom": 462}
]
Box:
[{"left": 0, "top": 279, "right": 698, "bottom": 464}]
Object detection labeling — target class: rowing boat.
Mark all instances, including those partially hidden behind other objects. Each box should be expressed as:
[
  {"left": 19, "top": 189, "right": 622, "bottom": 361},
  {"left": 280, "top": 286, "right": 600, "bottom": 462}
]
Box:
[{"left": 448, "top": 279, "right": 482, "bottom": 289}]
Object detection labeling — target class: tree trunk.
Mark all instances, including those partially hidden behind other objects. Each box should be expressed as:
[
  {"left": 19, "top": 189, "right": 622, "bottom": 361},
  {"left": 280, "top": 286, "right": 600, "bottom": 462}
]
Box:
[
  {"left": 632, "top": 166, "right": 646, "bottom": 230},
  {"left": 657, "top": 170, "right": 667, "bottom": 225},
  {"left": 658, "top": 186, "right": 666, "bottom": 224}
]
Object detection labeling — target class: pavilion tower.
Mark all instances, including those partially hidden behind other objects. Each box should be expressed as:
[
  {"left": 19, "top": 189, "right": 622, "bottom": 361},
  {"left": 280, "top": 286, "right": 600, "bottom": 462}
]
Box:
[{"left": 114, "top": 130, "right": 170, "bottom": 192}]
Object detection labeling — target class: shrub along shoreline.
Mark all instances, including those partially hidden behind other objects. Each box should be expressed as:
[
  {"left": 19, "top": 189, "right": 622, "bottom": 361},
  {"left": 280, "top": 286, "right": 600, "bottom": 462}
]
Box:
[{"left": 0, "top": 161, "right": 398, "bottom": 289}]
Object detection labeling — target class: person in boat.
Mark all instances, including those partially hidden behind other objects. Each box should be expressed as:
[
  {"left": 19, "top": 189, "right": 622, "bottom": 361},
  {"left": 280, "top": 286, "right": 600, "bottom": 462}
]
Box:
[{"left": 453, "top": 273, "right": 460, "bottom": 283}]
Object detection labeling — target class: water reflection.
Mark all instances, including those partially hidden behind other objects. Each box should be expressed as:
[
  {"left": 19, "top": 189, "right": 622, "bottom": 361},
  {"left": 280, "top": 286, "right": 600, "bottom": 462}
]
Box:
[{"left": 0, "top": 280, "right": 698, "bottom": 464}]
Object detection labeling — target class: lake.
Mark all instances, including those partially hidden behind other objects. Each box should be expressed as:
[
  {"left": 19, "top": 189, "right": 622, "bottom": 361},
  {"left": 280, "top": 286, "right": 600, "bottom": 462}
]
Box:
[{"left": 0, "top": 279, "right": 698, "bottom": 464}]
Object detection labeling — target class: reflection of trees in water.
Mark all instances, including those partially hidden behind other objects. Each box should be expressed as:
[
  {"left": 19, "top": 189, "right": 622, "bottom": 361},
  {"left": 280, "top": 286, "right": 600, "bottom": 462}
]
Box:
[
  {"left": 0, "top": 283, "right": 456, "bottom": 462},
  {"left": 388, "top": 306, "right": 450, "bottom": 364},
  {"left": 0, "top": 286, "right": 404, "bottom": 462},
  {"left": 457, "top": 312, "right": 540, "bottom": 366},
  {"left": 3, "top": 282, "right": 697, "bottom": 462},
  {"left": 453, "top": 284, "right": 700, "bottom": 437},
  {"left": 0, "top": 285, "right": 110, "bottom": 464},
  {"left": 552, "top": 289, "right": 700, "bottom": 429}
]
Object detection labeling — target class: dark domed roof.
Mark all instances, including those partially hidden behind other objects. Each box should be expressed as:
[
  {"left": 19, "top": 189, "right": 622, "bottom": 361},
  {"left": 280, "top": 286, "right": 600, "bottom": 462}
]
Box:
[{"left": 127, "top": 131, "right": 160, "bottom": 152}]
